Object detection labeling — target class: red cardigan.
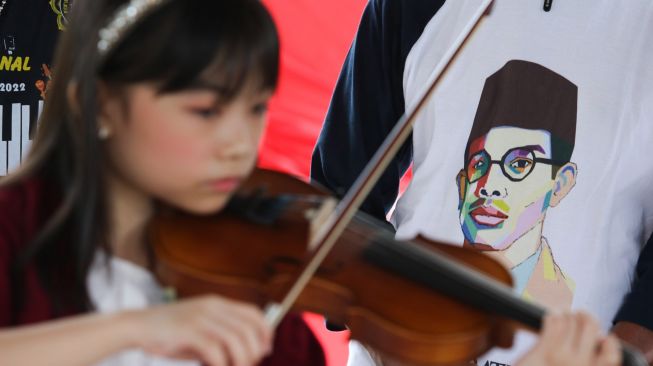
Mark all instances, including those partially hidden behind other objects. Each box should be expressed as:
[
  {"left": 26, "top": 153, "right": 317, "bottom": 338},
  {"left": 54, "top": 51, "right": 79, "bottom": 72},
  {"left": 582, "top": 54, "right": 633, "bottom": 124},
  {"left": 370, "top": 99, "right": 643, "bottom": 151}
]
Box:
[{"left": 0, "top": 177, "right": 325, "bottom": 365}]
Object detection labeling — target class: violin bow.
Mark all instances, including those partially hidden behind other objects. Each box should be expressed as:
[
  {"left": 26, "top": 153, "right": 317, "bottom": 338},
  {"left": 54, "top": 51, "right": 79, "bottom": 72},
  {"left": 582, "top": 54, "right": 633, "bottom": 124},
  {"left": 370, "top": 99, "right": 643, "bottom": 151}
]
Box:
[{"left": 264, "top": 0, "right": 495, "bottom": 326}]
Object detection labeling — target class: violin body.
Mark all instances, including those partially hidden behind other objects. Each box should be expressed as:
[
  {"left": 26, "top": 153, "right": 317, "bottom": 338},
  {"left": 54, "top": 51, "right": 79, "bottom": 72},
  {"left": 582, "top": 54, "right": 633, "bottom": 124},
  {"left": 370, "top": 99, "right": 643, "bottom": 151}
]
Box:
[{"left": 150, "top": 169, "right": 515, "bottom": 365}]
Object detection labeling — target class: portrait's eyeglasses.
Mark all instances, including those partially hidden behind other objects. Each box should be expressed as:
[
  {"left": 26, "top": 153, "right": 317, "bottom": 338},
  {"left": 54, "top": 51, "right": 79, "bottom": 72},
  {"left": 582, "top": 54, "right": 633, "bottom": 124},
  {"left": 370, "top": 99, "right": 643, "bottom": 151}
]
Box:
[{"left": 465, "top": 148, "right": 561, "bottom": 183}]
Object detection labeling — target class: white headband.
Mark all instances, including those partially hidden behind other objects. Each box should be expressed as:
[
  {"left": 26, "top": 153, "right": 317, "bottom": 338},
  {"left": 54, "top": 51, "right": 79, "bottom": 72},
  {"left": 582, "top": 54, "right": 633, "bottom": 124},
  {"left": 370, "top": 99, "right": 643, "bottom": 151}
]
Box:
[{"left": 97, "top": 0, "right": 171, "bottom": 59}]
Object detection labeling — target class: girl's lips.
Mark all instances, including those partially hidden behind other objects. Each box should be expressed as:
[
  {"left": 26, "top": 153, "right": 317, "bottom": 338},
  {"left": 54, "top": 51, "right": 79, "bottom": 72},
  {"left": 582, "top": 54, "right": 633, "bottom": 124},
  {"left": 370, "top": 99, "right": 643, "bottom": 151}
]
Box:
[
  {"left": 470, "top": 205, "right": 508, "bottom": 227},
  {"left": 208, "top": 177, "right": 242, "bottom": 192}
]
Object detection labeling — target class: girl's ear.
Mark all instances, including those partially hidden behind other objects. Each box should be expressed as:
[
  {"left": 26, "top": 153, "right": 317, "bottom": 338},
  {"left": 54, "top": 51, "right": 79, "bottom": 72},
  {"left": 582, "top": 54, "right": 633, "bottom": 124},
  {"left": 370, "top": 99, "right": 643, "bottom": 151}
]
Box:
[{"left": 95, "top": 81, "right": 118, "bottom": 140}]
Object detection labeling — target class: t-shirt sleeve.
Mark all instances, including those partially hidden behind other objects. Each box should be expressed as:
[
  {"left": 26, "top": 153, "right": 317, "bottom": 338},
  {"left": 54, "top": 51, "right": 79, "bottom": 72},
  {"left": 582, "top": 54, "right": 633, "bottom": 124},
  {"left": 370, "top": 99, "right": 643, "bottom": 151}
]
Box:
[
  {"left": 310, "top": 0, "right": 445, "bottom": 221},
  {"left": 614, "top": 232, "right": 653, "bottom": 330}
]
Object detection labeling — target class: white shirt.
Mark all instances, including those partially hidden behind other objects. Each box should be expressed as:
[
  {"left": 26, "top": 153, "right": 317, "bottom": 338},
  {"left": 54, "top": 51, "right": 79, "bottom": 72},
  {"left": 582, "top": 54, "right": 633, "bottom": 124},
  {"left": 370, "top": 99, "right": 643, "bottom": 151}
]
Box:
[{"left": 87, "top": 252, "right": 199, "bottom": 366}]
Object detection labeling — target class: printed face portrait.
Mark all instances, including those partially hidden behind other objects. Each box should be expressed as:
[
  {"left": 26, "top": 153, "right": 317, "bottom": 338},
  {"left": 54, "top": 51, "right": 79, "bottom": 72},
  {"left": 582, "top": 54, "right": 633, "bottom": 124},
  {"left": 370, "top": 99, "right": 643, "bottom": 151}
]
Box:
[
  {"left": 458, "top": 127, "right": 556, "bottom": 250},
  {"left": 456, "top": 60, "right": 578, "bottom": 253}
]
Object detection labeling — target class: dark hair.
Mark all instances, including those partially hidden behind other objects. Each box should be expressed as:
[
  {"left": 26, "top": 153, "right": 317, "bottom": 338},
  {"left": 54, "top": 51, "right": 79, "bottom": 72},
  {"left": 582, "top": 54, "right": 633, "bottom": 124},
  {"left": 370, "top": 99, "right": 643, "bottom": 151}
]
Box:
[
  {"left": 4, "top": 0, "right": 279, "bottom": 318},
  {"left": 464, "top": 60, "right": 577, "bottom": 177}
]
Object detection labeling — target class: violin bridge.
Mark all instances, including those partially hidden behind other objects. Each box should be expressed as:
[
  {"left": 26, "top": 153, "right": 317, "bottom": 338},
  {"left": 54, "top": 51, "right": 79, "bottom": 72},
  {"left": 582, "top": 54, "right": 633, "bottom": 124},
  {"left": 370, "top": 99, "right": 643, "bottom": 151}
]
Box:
[{"left": 306, "top": 197, "right": 337, "bottom": 252}]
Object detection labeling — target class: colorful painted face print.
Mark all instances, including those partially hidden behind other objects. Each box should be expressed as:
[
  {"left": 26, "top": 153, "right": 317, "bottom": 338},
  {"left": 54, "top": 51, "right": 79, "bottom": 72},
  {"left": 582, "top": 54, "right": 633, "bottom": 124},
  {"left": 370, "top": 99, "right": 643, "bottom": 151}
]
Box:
[
  {"left": 460, "top": 127, "right": 557, "bottom": 250},
  {"left": 456, "top": 60, "right": 578, "bottom": 309}
]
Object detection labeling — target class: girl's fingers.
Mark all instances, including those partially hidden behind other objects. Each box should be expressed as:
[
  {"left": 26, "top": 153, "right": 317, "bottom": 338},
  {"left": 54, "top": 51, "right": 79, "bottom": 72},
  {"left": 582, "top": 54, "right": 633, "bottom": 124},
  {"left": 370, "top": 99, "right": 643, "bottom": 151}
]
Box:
[
  {"left": 183, "top": 328, "right": 229, "bottom": 366},
  {"left": 596, "top": 335, "right": 622, "bottom": 366},
  {"left": 138, "top": 296, "right": 272, "bottom": 366},
  {"left": 201, "top": 313, "right": 265, "bottom": 366},
  {"left": 517, "top": 312, "right": 622, "bottom": 366},
  {"left": 217, "top": 301, "right": 272, "bottom": 351},
  {"left": 575, "top": 312, "right": 600, "bottom": 356},
  {"left": 543, "top": 313, "right": 567, "bottom": 352},
  {"left": 203, "top": 299, "right": 272, "bottom": 365}
]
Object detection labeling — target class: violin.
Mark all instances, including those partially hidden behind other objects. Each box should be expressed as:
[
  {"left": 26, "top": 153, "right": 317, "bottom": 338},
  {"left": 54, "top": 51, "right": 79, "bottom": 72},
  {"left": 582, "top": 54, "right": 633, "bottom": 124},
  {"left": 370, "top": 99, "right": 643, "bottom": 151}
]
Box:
[
  {"left": 150, "top": 168, "right": 513, "bottom": 365},
  {"left": 149, "top": 169, "right": 645, "bottom": 366}
]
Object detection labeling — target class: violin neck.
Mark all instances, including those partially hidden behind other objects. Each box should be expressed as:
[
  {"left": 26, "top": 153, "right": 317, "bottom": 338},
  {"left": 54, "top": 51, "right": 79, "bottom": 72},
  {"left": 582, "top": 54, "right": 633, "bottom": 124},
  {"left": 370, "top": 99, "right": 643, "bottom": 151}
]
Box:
[{"left": 363, "top": 235, "right": 546, "bottom": 330}]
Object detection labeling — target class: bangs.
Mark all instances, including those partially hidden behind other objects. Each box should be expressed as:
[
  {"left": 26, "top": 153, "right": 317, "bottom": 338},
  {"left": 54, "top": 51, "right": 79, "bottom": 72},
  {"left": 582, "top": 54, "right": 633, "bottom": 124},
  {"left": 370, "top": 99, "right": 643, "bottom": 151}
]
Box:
[{"left": 99, "top": 0, "right": 279, "bottom": 99}]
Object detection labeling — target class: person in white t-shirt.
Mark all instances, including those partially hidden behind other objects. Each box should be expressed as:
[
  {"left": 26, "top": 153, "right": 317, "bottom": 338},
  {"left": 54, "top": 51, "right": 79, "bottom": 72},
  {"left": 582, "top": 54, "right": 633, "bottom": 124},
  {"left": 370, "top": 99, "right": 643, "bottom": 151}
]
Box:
[{"left": 312, "top": 0, "right": 653, "bottom": 365}]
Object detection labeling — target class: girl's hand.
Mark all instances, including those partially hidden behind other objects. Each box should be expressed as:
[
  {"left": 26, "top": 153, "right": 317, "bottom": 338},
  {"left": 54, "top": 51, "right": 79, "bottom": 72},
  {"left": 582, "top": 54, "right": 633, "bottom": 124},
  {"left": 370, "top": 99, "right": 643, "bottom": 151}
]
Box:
[
  {"left": 128, "top": 295, "right": 273, "bottom": 366},
  {"left": 515, "top": 312, "right": 621, "bottom": 366}
]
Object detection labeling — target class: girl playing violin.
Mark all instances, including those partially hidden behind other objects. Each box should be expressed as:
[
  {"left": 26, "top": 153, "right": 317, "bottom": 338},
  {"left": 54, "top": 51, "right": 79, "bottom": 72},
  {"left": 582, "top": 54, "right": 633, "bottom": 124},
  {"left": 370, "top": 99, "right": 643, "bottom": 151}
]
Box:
[{"left": 0, "top": 0, "right": 324, "bottom": 365}]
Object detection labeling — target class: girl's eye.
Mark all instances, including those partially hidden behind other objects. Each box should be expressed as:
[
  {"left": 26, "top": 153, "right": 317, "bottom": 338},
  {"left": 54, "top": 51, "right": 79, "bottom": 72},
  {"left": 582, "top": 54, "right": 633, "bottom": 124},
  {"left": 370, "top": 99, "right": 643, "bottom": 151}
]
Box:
[
  {"left": 191, "top": 107, "right": 221, "bottom": 119},
  {"left": 252, "top": 102, "right": 269, "bottom": 116}
]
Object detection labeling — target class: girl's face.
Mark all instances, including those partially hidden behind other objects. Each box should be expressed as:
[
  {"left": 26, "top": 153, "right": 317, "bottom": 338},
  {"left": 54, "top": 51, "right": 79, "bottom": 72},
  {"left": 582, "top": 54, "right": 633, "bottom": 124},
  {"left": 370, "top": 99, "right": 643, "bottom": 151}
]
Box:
[{"left": 101, "top": 83, "right": 271, "bottom": 214}]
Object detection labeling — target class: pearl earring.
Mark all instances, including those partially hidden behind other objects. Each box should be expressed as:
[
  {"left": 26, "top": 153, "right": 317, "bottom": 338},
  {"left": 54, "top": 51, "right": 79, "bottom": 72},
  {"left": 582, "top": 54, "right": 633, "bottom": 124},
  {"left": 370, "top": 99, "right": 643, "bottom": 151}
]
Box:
[{"left": 98, "top": 126, "right": 111, "bottom": 140}]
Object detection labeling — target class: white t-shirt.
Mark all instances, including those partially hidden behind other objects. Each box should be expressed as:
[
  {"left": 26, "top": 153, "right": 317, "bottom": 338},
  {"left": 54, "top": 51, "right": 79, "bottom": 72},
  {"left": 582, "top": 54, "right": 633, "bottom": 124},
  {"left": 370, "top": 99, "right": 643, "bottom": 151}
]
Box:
[
  {"left": 87, "top": 252, "right": 199, "bottom": 366},
  {"left": 348, "top": 0, "right": 653, "bottom": 365}
]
